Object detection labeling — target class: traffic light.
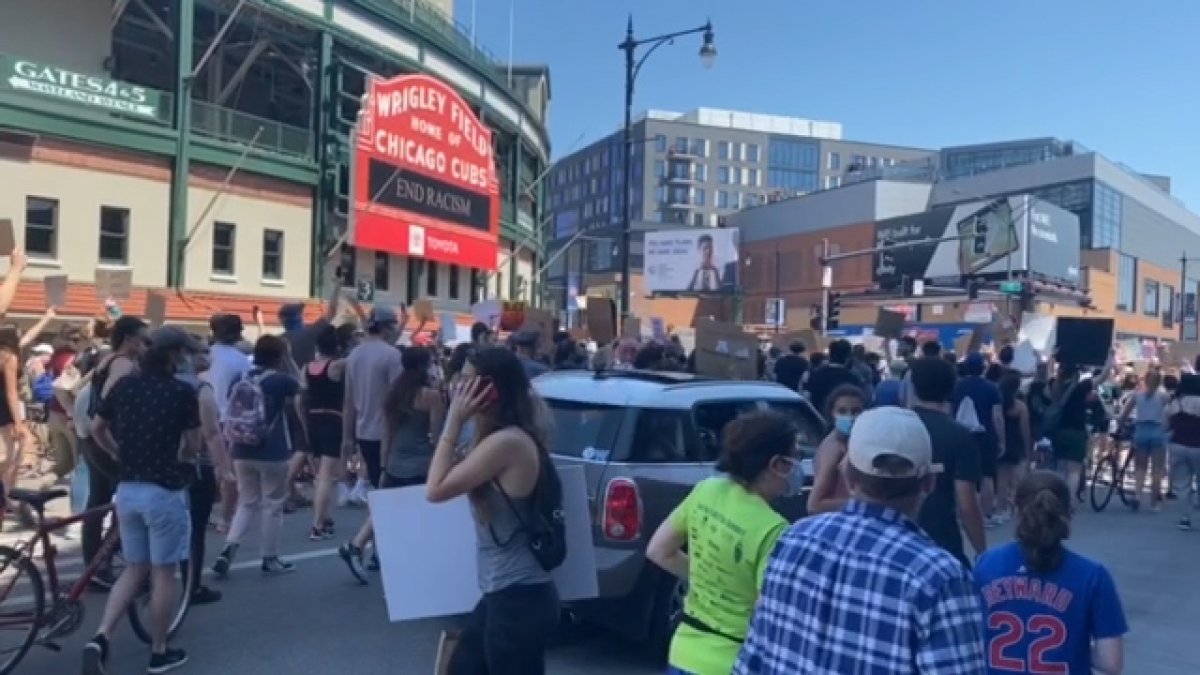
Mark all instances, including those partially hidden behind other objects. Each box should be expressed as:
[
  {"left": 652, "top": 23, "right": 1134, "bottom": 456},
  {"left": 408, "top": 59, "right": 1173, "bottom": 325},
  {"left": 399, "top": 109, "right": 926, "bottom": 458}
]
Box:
[{"left": 827, "top": 292, "right": 842, "bottom": 331}]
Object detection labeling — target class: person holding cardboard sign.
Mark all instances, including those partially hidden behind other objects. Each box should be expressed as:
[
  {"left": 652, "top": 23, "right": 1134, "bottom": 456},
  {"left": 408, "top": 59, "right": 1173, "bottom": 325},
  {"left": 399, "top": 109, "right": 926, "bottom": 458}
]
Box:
[{"left": 425, "top": 348, "right": 563, "bottom": 675}]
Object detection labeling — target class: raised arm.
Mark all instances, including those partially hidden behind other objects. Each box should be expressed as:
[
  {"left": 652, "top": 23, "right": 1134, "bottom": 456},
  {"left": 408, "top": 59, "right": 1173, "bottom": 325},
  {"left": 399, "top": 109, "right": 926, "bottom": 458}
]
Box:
[{"left": 0, "top": 249, "right": 28, "bottom": 319}]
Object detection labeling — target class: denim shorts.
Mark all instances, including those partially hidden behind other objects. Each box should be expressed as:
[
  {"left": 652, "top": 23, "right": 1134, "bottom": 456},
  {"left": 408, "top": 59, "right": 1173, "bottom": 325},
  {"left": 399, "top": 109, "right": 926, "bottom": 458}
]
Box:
[
  {"left": 114, "top": 482, "right": 191, "bottom": 566},
  {"left": 1133, "top": 422, "right": 1166, "bottom": 453}
]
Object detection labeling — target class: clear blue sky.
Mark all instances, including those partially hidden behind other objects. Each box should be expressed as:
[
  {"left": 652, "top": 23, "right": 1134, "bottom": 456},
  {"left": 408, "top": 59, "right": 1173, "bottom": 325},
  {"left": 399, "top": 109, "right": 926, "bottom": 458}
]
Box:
[{"left": 461, "top": 0, "right": 1199, "bottom": 207}]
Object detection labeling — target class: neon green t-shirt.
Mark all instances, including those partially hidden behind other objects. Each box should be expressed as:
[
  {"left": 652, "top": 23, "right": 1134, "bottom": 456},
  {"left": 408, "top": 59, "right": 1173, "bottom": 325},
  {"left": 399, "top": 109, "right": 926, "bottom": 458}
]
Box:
[{"left": 667, "top": 476, "right": 787, "bottom": 675}]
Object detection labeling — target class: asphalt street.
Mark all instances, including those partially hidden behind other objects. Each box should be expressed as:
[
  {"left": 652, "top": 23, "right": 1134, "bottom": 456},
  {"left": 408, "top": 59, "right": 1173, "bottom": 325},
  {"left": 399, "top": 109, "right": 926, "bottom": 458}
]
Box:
[{"left": 8, "top": 490, "right": 1200, "bottom": 674}]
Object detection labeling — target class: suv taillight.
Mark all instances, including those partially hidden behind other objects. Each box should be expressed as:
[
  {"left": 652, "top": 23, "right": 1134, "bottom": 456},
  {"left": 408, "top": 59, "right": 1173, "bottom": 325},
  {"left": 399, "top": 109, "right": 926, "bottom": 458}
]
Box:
[{"left": 602, "top": 478, "right": 642, "bottom": 542}]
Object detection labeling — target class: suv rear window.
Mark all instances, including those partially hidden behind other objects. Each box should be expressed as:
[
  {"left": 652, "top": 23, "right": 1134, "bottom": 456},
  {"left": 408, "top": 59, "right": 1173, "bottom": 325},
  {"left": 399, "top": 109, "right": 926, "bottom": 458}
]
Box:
[{"left": 544, "top": 398, "right": 623, "bottom": 459}]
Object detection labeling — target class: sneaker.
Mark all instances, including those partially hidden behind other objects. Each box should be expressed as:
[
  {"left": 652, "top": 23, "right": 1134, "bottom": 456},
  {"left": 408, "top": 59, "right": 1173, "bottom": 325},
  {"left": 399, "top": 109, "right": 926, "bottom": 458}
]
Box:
[
  {"left": 190, "top": 585, "right": 222, "bottom": 605},
  {"left": 262, "top": 556, "right": 296, "bottom": 575},
  {"left": 212, "top": 545, "right": 237, "bottom": 578},
  {"left": 1179, "top": 516, "right": 1193, "bottom": 531},
  {"left": 82, "top": 634, "right": 109, "bottom": 675},
  {"left": 148, "top": 647, "right": 188, "bottom": 674},
  {"left": 308, "top": 526, "right": 327, "bottom": 542},
  {"left": 367, "top": 550, "right": 380, "bottom": 572},
  {"left": 338, "top": 542, "right": 369, "bottom": 585}
]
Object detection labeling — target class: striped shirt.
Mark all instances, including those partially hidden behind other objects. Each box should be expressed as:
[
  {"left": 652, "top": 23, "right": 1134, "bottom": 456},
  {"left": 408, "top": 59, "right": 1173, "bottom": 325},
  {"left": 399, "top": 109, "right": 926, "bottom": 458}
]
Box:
[{"left": 735, "top": 500, "right": 986, "bottom": 675}]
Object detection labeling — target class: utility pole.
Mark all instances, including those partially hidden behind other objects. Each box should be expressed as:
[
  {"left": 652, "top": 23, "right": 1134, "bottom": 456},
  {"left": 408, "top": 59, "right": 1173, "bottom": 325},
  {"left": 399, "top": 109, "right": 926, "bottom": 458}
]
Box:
[{"left": 820, "top": 238, "right": 831, "bottom": 334}]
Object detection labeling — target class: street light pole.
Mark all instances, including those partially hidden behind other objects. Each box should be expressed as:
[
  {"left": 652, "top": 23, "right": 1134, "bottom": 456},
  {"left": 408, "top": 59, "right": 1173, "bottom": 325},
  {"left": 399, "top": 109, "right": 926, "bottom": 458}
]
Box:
[
  {"left": 618, "top": 16, "right": 716, "bottom": 321},
  {"left": 774, "top": 243, "right": 781, "bottom": 334}
]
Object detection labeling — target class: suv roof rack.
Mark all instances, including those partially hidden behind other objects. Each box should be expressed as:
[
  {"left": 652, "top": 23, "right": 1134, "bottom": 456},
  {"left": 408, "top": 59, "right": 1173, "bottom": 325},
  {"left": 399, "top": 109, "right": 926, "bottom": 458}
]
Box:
[{"left": 591, "top": 369, "right": 713, "bottom": 385}]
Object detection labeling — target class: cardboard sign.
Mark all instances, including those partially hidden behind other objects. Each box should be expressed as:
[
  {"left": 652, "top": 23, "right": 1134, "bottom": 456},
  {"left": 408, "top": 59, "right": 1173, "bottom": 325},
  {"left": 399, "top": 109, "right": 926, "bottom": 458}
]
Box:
[
  {"left": 43, "top": 274, "right": 68, "bottom": 308},
  {"left": 1018, "top": 313, "right": 1057, "bottom": 354},
  {"left": 470, "top": 299, "right": 501, "bottom": 328},
  {"left": 991, "top": 312, "right": 1019, "bottom": 345},
  {"left": 622, "top": 316, "right": 642, "bottom": 340},
  {"left": 586, "top": 297, "right": 617, "bottom": 346},
  {"left": 694, "top": 319, "right": 758, "bottom": 380},
  {"left": 438, "top": 312, "right": 456, "bottom": 344},
  {"left": 370, "top": 465, "right": 598, "bottom": 622},
  {"left": 772, "top": 329, "right": 824, "bottom": 354},
  {"left": 145, "top": 292, "right": 168, "bottom": 328},
  {"left": 521, "top": 307, "right": 555, "bottom": 356},
  {"left": 0, "top": 219, "right": 14, "bottom": 256},
  {"left": 94, "top": 268, "right": 132, "bottom": 300},
  {"left": 1168, "top": 342, "right": 1200, "bottom": 369},
  {"left": 873, "top": 309, "right": 906, "bottom": 339},
  {"left": 412, "top": 298, "right": 435, "bottom": 323},
  {"left": 650, "top": 317, "right": 667, "bottom": 341}
]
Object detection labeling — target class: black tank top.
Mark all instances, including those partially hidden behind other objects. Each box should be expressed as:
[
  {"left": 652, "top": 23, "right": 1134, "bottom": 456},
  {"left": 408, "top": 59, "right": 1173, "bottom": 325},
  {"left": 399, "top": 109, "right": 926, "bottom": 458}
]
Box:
[{"left": 305, "top": 359, "right": 344, "bottom": 414}]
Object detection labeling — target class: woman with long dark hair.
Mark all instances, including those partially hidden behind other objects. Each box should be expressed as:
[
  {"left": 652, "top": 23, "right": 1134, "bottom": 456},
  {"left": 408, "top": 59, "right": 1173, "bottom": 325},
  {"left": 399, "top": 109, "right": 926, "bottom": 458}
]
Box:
[
  {"left": 305, "top": 324, "right": 346, "bottom": 542},
  {"left": 996, "top": 374, "right": 1031, "bottom": 521},
  {"left": 338, "top": 346, "right": 444, "bottom": 583},
  {"left": 426, "top": 347, "right": 560, "bottom": 674},
  {"left": 974, "top": 471, "right": 1127, "bottom": 674},
  {"left": 806, "top": 384, "right": 866, "bottom": 515},
  {"left": 1165, "top": 373, "right": 1200, "bottom": 530}
]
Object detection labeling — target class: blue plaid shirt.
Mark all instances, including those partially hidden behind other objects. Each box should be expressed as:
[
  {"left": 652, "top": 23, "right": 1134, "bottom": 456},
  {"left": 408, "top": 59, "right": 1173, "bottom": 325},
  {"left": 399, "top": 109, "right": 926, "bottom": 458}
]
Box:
[{"left": 735, "top": 500, "right": 986, "bottom": 675}]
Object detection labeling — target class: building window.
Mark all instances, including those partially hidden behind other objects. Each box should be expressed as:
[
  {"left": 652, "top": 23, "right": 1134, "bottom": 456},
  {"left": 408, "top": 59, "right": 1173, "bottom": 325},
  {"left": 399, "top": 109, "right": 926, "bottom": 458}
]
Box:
[
  {"left": 1143, "top": 279, "right": 1160, "bottom": 316},
  {"left": 695, "top": 164, "right": 707, "bottom": 181},
  {"left": 262, "top": 230, "right": 284, "bottom": 280},
  {"left": 690, "top": 138, "right": 707, "bottom": 157},
  {"left": 374, "top": 251, "right": 390, "bottom": 291},
  {"left": 717, "top": 166, "right": 730, "bottom": 184},
  {"left": 717, "top": 191, "right": 729, "bottom": 208},
  {"left": 98, "top": 206, "right": 130, "bottom": 265},
  {"left": 1091, "top": 181, "right": 1123, "bottom": 249},
  {"left": 211, "top": 221, "right": 236, "bottom": 275},
  {"left": 692, "top": 213, "right": 705, "bottom": 227},
  {"left": 748, "top": 168, "right": 760, "bottom": 187},
  {"left": 24, "top": 196, "right": 58, "bottom": 258},
  {"left": 694, "top": 189, "right": 706, "bottom": 206},
  {"left": 747, "top": 144, "right": 760, "bottom": 162},
  {"left": 850, "top": 154, "right": 867, "bottom": 170},
  {"left": 426, "top": 260, "right": 439, "bottom": 295},
  {"left": 1117, "top": 254, "right": 1136, "bottom": 312},
  {"left": 828, "top": 152, "right": 841, "bottom": 170},
  {"left": 1163, "top": 284, "right": 1176, "bottom": 328},
  {"left": 654, "top": 160, "right": 665, "bottom": 178},
  {"left": 449, "top": 264, "right": 461, "bottom": 299},
  {"left": 339, "top": 246, "right": 356, "bottom": 286},
  {"left": 654, "top": 135, "right": 666, "bottom": 152},
  {"left": 655, "top": 186, "right": 667, "bottom": 204},
  {"left": 717, "top": 141, "right": 729, "bottom": 160},
  {"left": 674, "top": 136, "right": 687, "bottom": 153}
]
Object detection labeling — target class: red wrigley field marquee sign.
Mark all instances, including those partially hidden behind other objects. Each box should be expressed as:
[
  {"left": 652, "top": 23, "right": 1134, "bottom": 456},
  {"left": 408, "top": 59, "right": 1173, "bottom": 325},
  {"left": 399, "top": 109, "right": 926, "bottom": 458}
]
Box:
[{"left": 353, "top": 73, "right": 500, "bottom": 270}]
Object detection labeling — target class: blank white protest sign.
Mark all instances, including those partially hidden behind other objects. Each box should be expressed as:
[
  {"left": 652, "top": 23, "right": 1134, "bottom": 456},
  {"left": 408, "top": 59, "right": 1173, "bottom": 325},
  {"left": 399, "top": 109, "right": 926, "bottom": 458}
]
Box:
[{"left": 369, "top": 465, "right": 599, "bottom": 623}]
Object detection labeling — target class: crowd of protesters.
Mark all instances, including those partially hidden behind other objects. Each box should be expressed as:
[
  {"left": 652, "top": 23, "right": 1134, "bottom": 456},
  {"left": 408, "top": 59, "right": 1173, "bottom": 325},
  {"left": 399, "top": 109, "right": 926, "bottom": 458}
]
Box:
[{"left": 0, "top": 245, "right": 1178, "bottom": 675}]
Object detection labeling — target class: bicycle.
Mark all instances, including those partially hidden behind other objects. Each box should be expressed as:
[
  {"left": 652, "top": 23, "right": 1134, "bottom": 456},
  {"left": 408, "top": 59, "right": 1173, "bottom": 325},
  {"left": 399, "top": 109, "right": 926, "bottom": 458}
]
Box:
[
  {"left": 1090, "top": 431, "right": 1137, "bottom": 513},
  {"left": 0, "top": 485, "right": 194, "bottom": 675}
]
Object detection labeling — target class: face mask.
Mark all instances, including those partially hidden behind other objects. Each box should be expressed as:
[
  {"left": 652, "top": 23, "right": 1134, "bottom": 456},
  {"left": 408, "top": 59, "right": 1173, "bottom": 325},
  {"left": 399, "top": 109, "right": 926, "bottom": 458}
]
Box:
[
  {"left": 776, "top": 458, "right": 806, "bottom": 498},
  {"left": 834, "top": 414, "right": 855, "bottom": 436}
]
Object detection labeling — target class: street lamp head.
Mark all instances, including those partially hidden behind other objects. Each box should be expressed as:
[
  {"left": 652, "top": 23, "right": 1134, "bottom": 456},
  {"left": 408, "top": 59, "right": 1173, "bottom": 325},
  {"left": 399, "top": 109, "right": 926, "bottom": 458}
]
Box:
[{"left": 699, "top": 22, "right": 717, "bottom": 69}]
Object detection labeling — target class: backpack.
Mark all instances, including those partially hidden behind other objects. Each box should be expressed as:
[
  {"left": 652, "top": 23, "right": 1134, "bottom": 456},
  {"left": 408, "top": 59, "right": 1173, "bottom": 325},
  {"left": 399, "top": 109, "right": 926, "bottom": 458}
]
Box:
[
  {"left": 223, "top": 370, "right": 279, "bottom": 446},
  {"left": 955, "top": 395, "right": 985, "bottom": 433},
  {"left": 491, "top": 454, "right": 567, "bottom": 572}
]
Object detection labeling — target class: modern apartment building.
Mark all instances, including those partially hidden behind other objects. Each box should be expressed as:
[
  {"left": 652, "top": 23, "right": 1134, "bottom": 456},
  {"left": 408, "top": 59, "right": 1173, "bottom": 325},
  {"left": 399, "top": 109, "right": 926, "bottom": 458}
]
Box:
[
  {"left": 543, "top": 108, "right": 933, "bottom": 306},
  {"left": 729, "top": 137, "right": 1200, "bottom": 344}
]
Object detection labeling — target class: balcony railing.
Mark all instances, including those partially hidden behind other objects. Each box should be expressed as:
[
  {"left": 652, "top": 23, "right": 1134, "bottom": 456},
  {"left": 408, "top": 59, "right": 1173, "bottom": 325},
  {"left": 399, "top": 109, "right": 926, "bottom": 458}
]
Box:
[{"left": 190, "top": 100, "right": 313, "bottom": 159}]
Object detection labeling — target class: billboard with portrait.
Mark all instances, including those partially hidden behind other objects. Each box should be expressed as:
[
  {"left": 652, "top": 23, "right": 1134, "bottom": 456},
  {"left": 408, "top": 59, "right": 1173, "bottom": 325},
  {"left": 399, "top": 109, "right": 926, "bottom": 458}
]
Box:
[{"left": 644, "top": 228, "right": 740, "bottom": 294}]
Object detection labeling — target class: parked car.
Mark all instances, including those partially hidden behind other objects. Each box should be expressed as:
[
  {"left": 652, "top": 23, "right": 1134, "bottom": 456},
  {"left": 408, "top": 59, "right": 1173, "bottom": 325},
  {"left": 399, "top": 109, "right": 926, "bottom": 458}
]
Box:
[{"left": 533, "top": 369, "right": 826, "bottom": 659}]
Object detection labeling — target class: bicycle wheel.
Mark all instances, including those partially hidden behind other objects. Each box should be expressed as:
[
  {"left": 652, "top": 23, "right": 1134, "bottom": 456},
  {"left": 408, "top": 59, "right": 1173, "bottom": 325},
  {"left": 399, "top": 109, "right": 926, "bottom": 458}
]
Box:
[
  {"left": 1117, "top": 451, "right": 1138, "bottom": 508},
  {"left": 0, "top": 546, "right": 44, "bottom": 675},
  {"left": 1090, "top": 455, "right": 1119, "bottom": 512},
  {"left": 127, "top": 555, "right": 194, "bottom": 645}
]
